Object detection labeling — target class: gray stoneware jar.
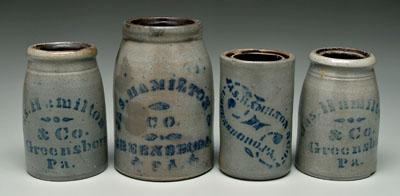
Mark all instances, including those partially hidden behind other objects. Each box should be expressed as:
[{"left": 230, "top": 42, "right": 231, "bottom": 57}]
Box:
[
  {"left": 295, "top": 47, "right": 380, "bottom": 181},
  {"left": 219, "top": 49, "right": 295, "bottom": 180},
  {"left": 23, "top": 42, "right": 108, "bottom": 181},
  {"left": 114, "top": 17, "right": 214, "bottom": 181}
]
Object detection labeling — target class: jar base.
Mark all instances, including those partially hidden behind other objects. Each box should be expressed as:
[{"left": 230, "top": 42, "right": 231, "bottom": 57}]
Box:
[
  {"left": 114, "top": 166, "right": 213, "bottom": 182},
  {"left": 26, "top": 164, "right": 108, "bottom": 182},
  {"left": 295, "top": 164, "right": 376, "bottom": 181},
  {"left": 219, "top": 168, "right": 290, "bottom": 181}
]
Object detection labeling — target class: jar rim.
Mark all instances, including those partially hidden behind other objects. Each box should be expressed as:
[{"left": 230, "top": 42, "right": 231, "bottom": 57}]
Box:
[
  {"left": 27, "top": 42, "right": 97, "bottom": 61},
  {"left": 129, "top": 17, "right": 197, "bottom": 27},
  {"left": 309, "top": 47, "right": 376, "bottom": 68},
  {"left": 221, "top": 48, "right": 295, "bottom": 64},
  {"left": 123, "top": 17, "right": 202, "bottom": 42}
]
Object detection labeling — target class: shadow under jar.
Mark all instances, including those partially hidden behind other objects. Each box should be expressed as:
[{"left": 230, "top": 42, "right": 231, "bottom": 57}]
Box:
[
  {"left": 113, "top": 17, "right": 214, "bottom": 181},
  {"left": 219, "top": 49, "right": 295, "bottom": 180},
  {"left": 23, "top": 42, "right": 108, "bottom": 181},
  {"left": 295, "top": 47, "right": 380, "bottom": 181}
]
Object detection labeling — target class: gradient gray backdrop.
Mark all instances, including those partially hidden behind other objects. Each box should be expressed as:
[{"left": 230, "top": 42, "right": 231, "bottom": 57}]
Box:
[{"left": 1, "top": 0, "right": 399, "bottom": 195}]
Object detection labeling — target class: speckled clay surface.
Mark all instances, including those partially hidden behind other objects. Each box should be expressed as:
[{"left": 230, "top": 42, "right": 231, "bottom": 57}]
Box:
[
  {"left": 295, "top": 47, "right": 380, "bottom": 181},
  {"left": 219, "top": 49, "right": 294, "bottom": 180},
  {"left": 23, "top": 42, "right": 108, "bottom": 181},
  {"left": 113, "top": 17, "right": 214, "bottom": 181}
]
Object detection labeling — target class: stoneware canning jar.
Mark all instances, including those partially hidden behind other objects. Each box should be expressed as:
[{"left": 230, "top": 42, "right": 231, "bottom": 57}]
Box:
[
  {"left": 219, "top": 49, "right": 295, "bottom": 180},
  {"left": 295, "top": 47, "right": 380, "bottom": 181},
  {"left": 113, "top": 17, "right": 214, "bottom": 181},
  {"left": 23, "top": 42, "right": 108, "bottom": 181}
]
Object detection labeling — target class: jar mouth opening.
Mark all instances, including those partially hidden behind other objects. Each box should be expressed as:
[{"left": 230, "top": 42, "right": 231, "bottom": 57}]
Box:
[
  {"left": 225, "top": 49, "right": 291, "bottom": 63},
  {"left": 316, "top": 48, "right": 370, "bottom": 60},
  {"left": 27, "top": 42, "right": 96, "bottom": 61},
  {"left": 123, "top": 17, "right": 202, "bottom": 42},
  {"left": 33, "top": 42, "right": 91, "bottom": 52},
  {"left": 232, "top": 53, "right": 284, "bottom": 61},
  {"left": 130, "top": 17, "right": 196, "bottom": 27}
]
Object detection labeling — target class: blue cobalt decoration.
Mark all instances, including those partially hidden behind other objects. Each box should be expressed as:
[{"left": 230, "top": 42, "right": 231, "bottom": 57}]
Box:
[
  {"left": 113, "top": 17, "right": 214, "bottom": 181},
  {"left": 219, "top": 48, "right": 295, "bottom": 180},
  {"left": 23, "top": 42, "right": 108, "bottom": 181},
  {"left": 295, "top": 47, "right": 380, "bottom": 181}
]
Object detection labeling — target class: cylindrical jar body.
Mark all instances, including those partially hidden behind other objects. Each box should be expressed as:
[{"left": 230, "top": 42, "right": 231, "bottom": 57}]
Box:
[
  {"left": 23, "top": 42, "right": 108, "bottom": 181},
  {"left": 113, "top": 17, "right": 214, "bottom": 181},
  {"left": 219, "top": 49, "right": 295, "bottom": 180},
  {"left": 295, "top": 47, "right": 380, "bottom": 180}
]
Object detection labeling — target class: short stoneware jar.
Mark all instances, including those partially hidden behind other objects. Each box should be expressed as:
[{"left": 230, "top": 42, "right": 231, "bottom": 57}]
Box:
[
  {"left": 219, "top": 49, "right": 295, "bottom": 180},
  {"left": 23, "top": 42, "right": 108, "bottom": 181},
  {"left": 295, "top": 47, "right": 380, "bottom": 181},
  {"left": 113, "top": 17, "right": 214, "bottom": 181}
]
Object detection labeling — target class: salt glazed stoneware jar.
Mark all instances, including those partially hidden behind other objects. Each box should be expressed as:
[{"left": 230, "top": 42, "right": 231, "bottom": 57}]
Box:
[
  {"left": 23, "top": 42, "right": 108, "bottom": 181},
  {"left": 113, "top": 17, "right": 214, "bottom": 181},
  {"left": 219, "top": 49, "right": 295, "bottom": 180},
  {"left": 295, "top": 47, "right": 380, "bottom": 181}
]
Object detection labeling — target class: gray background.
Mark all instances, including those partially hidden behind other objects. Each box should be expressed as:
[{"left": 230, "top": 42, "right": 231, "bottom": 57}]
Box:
[{"left": 0, "top": 0, "right": 399, "bottom": 195}]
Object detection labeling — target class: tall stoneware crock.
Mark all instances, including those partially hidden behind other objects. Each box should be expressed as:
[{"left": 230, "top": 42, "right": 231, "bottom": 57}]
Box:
[
  {"left": 114, "top": 17, "right": 214, "bottom": 181},
  {"left": 295, "top": 47, "right": 380, "bottom": 180},
  {"left": 219, "top": 49, "right": 295, "bottom": 180},
  {"left": 23, "top": 42, "right": 108, "bottom": 181}
]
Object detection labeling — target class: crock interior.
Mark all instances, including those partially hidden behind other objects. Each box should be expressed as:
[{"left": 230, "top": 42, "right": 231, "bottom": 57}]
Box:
[
  {"left": 317, "top": 48, "right": 370, "bottom": 60},
  {"left": 130, "top": 17, "right": 195, "bottom": 27},
  {"left": 34, "top": 42, "right": 90, "bottom": 52},
  {"left": 227, "top": 49, "right": 289, "bottom": 62}
]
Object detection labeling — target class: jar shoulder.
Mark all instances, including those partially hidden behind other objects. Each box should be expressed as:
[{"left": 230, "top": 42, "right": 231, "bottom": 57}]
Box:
[
  {"left": 113, "top": 40, "right": 213, "bottom": 83},
  {"left": 24, "top": 68, "right": 104, "bottom": 95},
  {"left": 116, "top": 40, "right": 210, "bottom": 65},
  {"left": 303, "top": 73, "right": 379, "bottom": 95}
]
